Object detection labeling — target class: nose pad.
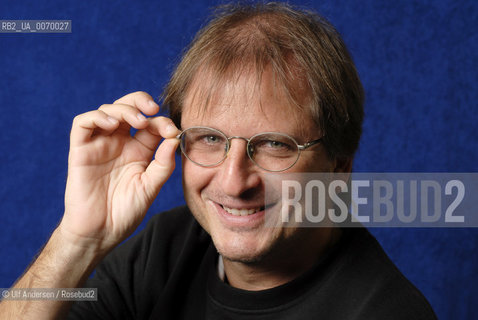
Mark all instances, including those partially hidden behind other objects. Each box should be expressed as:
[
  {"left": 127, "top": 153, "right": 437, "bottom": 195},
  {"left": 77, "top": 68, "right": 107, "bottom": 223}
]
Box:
[
  {"left": 247, "top": 143, "right": 254, "bottom": 158},
  {"left": 226, "top": 136, "right": 251, "bottom": 160},
  {"left": 225, "top": 137, "right": 250, "bottom": 164}
]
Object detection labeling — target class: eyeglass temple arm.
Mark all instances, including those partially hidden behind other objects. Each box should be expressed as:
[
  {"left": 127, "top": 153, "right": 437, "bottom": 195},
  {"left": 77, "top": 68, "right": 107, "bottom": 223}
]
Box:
[{"left": 298, "top": 138, "right": 322, "bottom": 150}]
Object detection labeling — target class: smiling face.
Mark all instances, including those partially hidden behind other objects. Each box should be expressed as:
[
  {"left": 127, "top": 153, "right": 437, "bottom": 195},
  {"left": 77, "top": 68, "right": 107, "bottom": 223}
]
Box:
[{"left": 181, "top": 66, "right": 338, "bottom": 264}]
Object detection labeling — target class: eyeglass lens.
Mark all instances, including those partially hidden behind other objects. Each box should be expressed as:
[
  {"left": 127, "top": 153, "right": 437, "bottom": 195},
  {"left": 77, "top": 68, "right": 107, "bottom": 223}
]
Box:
[{"left": 180, "top": 127, "right": 300, "bottom": 171}]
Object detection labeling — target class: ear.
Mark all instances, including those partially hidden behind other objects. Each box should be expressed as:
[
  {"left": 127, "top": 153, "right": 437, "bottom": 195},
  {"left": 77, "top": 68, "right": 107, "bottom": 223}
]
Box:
[{"left": 333, "top": 157, "right": 353, "bottom": 173}]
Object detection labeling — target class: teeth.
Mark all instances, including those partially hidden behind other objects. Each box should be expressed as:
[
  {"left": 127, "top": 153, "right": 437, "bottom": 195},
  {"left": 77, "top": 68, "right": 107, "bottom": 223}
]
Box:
[{"left": 223, "top": 206, "right": 261, "bottom": 216}]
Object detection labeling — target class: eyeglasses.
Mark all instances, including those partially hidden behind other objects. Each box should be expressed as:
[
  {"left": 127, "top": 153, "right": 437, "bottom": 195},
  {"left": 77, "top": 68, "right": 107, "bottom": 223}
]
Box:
[{"left": 176, "top": 126, "right": 322, "bottom": 172}]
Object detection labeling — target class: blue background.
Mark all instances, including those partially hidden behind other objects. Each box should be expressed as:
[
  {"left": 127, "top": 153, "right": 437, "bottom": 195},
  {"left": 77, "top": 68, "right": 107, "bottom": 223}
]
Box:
[{"left": 0, "top": 0, "right": 476, "bottom": 318}]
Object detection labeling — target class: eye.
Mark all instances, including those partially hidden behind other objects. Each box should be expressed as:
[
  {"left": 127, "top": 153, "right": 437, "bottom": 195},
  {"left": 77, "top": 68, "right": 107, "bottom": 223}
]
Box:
[
  {"left": 253, "top": 135, "right": 296, "bottom": 152},
  {"left": 199, "top": 134, "right": 224, "bottom": 145},
  {"left": 267, "top": 140, "right": 288, "bottom": 149}
]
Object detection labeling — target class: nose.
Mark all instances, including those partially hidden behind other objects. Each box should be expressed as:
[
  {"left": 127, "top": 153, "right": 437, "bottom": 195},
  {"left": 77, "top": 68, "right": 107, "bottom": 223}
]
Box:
[{"left": 218, "top": 138, "right": 261, "bottom": 197}]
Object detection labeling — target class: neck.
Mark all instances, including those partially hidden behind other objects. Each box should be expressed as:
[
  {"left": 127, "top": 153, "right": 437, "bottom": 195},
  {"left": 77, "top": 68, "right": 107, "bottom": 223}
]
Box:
[{"left": 222, "top": 227, "right": 341, "bottom": 291}]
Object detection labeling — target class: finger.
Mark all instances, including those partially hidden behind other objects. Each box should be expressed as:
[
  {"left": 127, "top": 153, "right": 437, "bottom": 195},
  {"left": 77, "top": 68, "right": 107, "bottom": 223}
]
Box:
[
  {"left": 148, "top": 116, "right": 181, "bottom": 139},
  {"left": 142, "top": 138, "right": 180, "bottom": 199},
  {"left": 98, "top": 103, "right": 150, "bottom": 130},
  {"left": 113, "top": 91, "right": 159, "bottom": 116},
  {"left": 133, "top": 117, "right": 180, "bottom": 152},
  {"left": 70, "top": 110, "right": 120, "bottom": 146}
]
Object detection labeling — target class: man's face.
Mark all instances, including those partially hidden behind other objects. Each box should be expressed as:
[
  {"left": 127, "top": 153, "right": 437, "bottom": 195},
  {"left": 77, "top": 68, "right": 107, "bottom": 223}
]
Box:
[{"left": 181, "top": 67, "right": 338, "bottom": 264}]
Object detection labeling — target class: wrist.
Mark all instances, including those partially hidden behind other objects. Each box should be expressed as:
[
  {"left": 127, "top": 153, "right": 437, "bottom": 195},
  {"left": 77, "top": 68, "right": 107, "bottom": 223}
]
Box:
[
  {"left": 55, "top": 223, "right": 111, "bottom": 258},
  {"left": 43, "top": 227, "right": 106, "bottom": 286}
]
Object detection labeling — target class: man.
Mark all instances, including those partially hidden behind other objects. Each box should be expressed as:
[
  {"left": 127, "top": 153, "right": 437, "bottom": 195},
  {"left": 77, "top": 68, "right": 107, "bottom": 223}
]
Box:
[{"left": 0, "top": 2, "right": 436, "bottom": 319}]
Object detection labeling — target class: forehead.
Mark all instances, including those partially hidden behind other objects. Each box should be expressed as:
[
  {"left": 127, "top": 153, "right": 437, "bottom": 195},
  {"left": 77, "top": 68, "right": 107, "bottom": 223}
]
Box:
[{"left": 181, "top": 65, "right": 318, "bottom": 137}]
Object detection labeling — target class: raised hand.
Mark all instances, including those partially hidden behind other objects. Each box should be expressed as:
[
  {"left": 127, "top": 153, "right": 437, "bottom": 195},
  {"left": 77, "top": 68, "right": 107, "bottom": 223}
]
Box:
[{"left": 59, "top": 91, "right": 180, "bottom": 252}]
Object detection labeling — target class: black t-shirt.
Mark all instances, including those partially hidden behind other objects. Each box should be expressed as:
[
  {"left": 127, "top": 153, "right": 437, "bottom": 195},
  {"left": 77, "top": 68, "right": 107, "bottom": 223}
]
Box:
[{"left": 68, "top": 206, "right": 437, "bottom": 319}]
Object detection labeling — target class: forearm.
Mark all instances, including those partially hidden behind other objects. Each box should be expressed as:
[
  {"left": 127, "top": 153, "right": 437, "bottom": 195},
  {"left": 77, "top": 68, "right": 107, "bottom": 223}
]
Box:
[
  {"left": 0, "top": 92, "right": 178, "bottom": 319},
  {"left": 0, "top": 227, "right": 104, "bottom": 319}
]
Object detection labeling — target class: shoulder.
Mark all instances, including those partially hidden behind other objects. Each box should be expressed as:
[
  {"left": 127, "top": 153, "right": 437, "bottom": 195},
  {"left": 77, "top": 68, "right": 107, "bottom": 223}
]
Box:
[
  {"left": 141, "top": 205, "right": 199, "bottom": 243},
  {"left": 336, "top": 228, "right": 437, "bottom": 319},
  {"left": 144, "top": 205, "right": 197, "bottom": 233},
  {"left": 105, "top": 205, "right": 208, "bottom": 273},
  {"left": 68, "top": 206, "right": 210, "bottom": 319}
]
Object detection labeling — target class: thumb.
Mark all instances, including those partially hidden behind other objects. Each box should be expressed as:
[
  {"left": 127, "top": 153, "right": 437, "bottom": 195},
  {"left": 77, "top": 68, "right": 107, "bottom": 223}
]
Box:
[{"left": 142, "top": 137, "right": 180, "bottom": 198}]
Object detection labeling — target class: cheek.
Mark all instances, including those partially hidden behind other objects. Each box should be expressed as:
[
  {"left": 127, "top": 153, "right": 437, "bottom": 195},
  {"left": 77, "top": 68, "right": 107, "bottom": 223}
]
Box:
[
  {"left": 182, "top": 160, "right": 216, "bottom": 225},
  {"left": 182, "top": 160, "right": 213, "bottom": 193}
]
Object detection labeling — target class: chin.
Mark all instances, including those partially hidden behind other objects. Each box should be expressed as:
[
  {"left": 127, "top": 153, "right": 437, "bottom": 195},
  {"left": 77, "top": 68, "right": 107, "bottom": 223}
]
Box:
[
  {"left": 211, "top": 229, "right": 280, "bottom": 265},
  {"left": 217, "top": 245, "right": 270, "bottom": 264}
]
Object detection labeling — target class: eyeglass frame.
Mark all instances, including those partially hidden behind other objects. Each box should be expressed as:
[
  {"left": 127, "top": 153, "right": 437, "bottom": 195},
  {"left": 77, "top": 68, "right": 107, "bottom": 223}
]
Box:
[{"left": 176, "top": 126, "right": 323, "bottom": 172}]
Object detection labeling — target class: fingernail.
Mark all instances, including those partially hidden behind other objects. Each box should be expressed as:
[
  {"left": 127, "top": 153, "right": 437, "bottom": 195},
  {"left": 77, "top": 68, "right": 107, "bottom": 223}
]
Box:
[
  {"left": 137, "top": 113, "right": 147, "bottom": 121},
  {"left": 167, "top": 123, "right": 178, "bottom": 135},
  {"left": 148, "top": 100, "right": 159, "bottom": 109}
]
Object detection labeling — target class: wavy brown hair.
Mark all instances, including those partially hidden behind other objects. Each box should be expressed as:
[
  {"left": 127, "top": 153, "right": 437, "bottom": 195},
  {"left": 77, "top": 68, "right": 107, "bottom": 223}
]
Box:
[{"left": 162, "top": 2, "right": 364, "bottom": 159}]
